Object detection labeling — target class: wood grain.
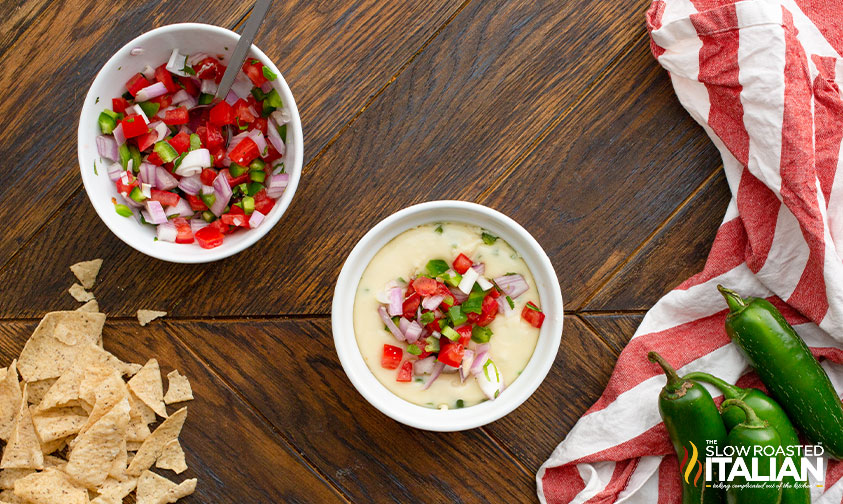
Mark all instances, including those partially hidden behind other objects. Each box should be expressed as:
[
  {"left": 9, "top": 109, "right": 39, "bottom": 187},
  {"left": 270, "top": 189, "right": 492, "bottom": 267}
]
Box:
[
  {"left": 0, "top": 320, "right": 346, "bottom": 503},
  {"left": 483, "top": 316, "right": 617, "bottom": 472},
  {"left": 479, "top": 37, "right": 723, "bottom": 311},
  {"left": 162, "top": 317, "right": 538, "bottom": 503},
  {"left": 580, "top": 314, "right": 646, "bottom": 355},
  {"left": 584, "top": 169, "right": 731, "bottom": 311}
]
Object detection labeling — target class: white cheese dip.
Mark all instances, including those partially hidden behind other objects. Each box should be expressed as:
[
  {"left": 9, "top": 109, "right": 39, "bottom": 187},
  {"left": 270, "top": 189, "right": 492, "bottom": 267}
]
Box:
[{"left": 353, "top": 223, "right": 540, "bottom": 408}]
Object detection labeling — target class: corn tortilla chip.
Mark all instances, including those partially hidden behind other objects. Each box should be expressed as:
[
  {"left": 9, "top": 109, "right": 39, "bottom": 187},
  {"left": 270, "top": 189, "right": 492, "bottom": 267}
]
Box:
[
  {"left": 155, "top": 439, "right": 186, "bottom": 474},
  {"left": 65, "top": 397, "right": 129, "bottom": 489},
  {"left": 31, "top": 406, "right": 87, "bottom": 443},
  {"left": 127, "top": 392, "right": 153, "bottom": 443},
  {"left": 70, "top": 259, "right": 102, "bottom": 290},
  {"left": 18, "top": 312, "right": 105, "bottom": 382},
  {"left": 127, "top": 440, "right": 143, "bottom": 452},
  {"left": 0, "top": 489, "right": 25, "bottom": 504},
  {"left": 25, "top": 379, "right": 56, "bottom": 408},
  {"left": 0, "top": 456, "right": 65, "bottom": 490},
  {"left": 163, "top": 370, "right": 192, "bottom": 405},
  {"left": 108, "top": 438, "right": 128, "bottom": 480},
  {"left": 91, "top": 477, "right": 137, "bottom": 504},
  {"left": 76, "top": 365, "right": 128, "bottom": 440},
  {"left": 0, "top": 361, "right": 21, "bottom": 441},
  {"left": 137, "top": 310, "right": 167, "bottom": 327},
  {"left": 76, "top": 299, "right": 99, "bottom": 313},
  {"left": 126, "top": 408, "right": 186, "bottom": 476},
  {"left": 1, "top": 387, "right": 43, "bottom": 470},
  {"left": 136, "top": 470, "right": 196, "bottom": 504},
  {"left": 127, "top": 359, "right": 167, "bottom": 419},
  {"left": 13, "top": 468, "right": 88, "bottom": 504},
  {"left": 68, "top": 284, "right": 94, "bottom": 303}
]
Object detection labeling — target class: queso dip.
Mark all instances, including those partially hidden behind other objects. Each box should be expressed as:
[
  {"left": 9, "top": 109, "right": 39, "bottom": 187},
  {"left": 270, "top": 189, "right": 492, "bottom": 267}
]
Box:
[{"left": 353, "top": 223, "right": 544, "bottom": 409}]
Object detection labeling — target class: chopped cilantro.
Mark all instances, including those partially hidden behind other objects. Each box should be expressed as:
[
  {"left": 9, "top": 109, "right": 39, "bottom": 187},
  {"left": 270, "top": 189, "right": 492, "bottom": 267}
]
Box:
[
  {"left": 434, "top": 224, "right": 443, "bottom": 234},
  {"left": 481, "top": 232, "right": 498, "bottom": 245},
  {"left": 262, "top": 66, "right": 278, "bottom": 80},
  {"left": 182, "top": 55, "right": 196, "bottom": 75},
  {"left": 406, "top": 344, "right": 422, "bottom": 356}
]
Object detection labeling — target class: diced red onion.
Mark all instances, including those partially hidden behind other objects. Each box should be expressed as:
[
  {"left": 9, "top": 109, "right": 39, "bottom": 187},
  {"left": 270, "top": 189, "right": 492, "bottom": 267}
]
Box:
[
  {"left": 448, "top": 286, "right": 468, "bottom": 304},
  {"left": 387, "top": 288, "right": 403, "bottom": 317},
  {"left": 141, "top": 65, "right": 155, "bottom": 79},
  {"left": 421, "top": 295, "right": 445, "bottom": 311},
  {"left": 378, "top": 306, "right": 405, "bottom": 342},
  {"left": 201, "top": 184, "right": 215, "bottom": 195},
  {"left": 131, "top": 104, "right": 149, "bottom": 124},
  {"left": 189, "top": 218, "right": 208, "bottom": 233},
  {"left": 175, "top": 149, "right": 210, "bottom": 177},
  {"left": 187, "top": 52, "right": 209, "bottom": 66},
  {"left": 231, "top": 73, "right": 252, "bottom": 99},
  {"left": 404, "top": 321, "right": 423, "bottom": 344},
  {"left": 247, "top": 130, "right": 267, "bottom": 156},
  {"left": 472, "top": 263, "right": 486, "bottom": 275},
  {"left": 475, "top": 343, "right": 491, "bottom": 354},
  {"left": 130, "top": 47, "right": 144, "bottom": 56},
  {"left": 166, "top": 198, "right": 193, "bottom": 218},
  {"left": 155, "top": 167, "right": 179, "bottom": 191},
  {"left": 141, "top": 183, "right": 152, "bottom": 199},
  {"left": 423, "top": 362, "right": 445, "bottom": 390},
  {"left": 156, "top": 221, "right": 177, "bottom": 242},
  {"left": 458, "top": 268, "right": 479, "bottom": 294},
  {"left": 494, "top": 274, "right": 529, "bottom": 299},
  {"left": 249, "top": 210, "right": 265, "bottom": 228},
  {"left": 112, "top": 123, "right": 126, "bottom": 145},
  {"left": 476, "top": 275, "right": 494, "bottom": 291},
  {"left": 476, "top": 359, "right": 504, "bottom": 400},
  {"left": 469, "top": 351, "right": 490, "bottom": 375},
  {"left": 134, "top": 82, "right": 167, "bottom": 102},
  {"left": 147, "top": 121, "right": 168, "bottom": 142},
  {"left": 265, "top": 173, "right": 289, "bottom": 199},
  {"left": 260, "top": 81, "right": 273, "bottom": 93},
  {"left": 270, "top": 109, "right": 291, "bottom": 126},
  {"left": 200, "top": 79, "right": 218, "bottom": 96},
  {"left": 145, "top": 200, "right": 167, "bottom": 224},
  {"left": 442, "top": 364, "right": 459, "bottom": 374},
  {"left": 398, "top": 317, "right": 411, "bottom": 334},
  {"left": 166, "top": 48, "right": 189, "bottom": 77},
  {"left": 178, "top": 175, "right": 202, "bottom": 195},
  {"left": 414, "top": 356, "right": 436, "bottom": 376},
  {"left": 107, "top": 162, "right": 123, "bottom": 181},
  {"left": 180, "top": 95, "right": 197, "bottom": 110},
  {"left": 210, "top": 173, "right": 232, "bottom": 216},
  {"left": 430, "top": 331, "right": 441, "bottom": 339},
  {"left": 224, "top": 90, "right": 238, "bottom": 106},
  {"left": 460, "top": 349, "right": 475, "bottom": 383},
  {"left": 96, "top": 135, "right": 119, "bottom": 161},
  {"left": 138, "top": 163, "right": 157, "bottom": 186},
  {"left": 266, "top": 117, "right": 286, "bottom": 156},
  {"left": 171, "top": 89, "right": 191, "bottom": 104},
  {"left": 497, "top": 296, "right": 514, "bottom": 316}
]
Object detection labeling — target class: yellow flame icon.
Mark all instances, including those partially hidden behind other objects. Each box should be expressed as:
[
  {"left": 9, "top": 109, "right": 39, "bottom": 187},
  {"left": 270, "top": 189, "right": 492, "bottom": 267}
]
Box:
[{"left": 683, "top": 441, "right": 700, "bottom": 485}]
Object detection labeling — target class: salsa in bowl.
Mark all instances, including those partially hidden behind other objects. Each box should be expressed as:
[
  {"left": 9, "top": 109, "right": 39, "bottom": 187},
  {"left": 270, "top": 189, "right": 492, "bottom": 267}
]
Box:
[{"left": 333, "top": 201, "right": 563, "bottom": 431}]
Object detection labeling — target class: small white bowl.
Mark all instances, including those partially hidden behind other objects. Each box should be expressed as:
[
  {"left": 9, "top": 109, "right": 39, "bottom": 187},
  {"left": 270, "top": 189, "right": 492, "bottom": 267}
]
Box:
[
  {"left": 78, "top": 23, "right": 303, "bottom": 263},
  {"left": 332, "top": 201, "right": 563, "bottom": 431}
]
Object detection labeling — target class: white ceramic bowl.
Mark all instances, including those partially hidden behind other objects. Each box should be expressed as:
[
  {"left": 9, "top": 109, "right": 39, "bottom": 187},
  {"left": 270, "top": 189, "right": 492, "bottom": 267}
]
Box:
[
  {"left": 332, "top": 201, "right": 563, "bottom": 431},
  {"left": 78, "top": 23, "right": 303, "bottom": 263}
]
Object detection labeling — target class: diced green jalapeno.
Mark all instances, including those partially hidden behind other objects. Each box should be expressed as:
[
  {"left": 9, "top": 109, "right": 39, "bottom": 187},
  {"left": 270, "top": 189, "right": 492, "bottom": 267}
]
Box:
[
  {"left": 198, "top": 93, "right": 214, "bottom": 105},
  {"left": 98, "top": 110, "right": 119, "bottom": 134},
  {"left": 129, "top": 145, "right": 142, "bottom": 173},
  {"left": 114, "top": 204, "right": 133, "bottom": 217},
  {"left": 448, "top": 306, "right": 467, "bottom": 326},
  {"left": 251, "top": 87, "right": 266, "bottom": 101},
  {"left": 229, "top": 163, "right": 249, "bottom": 177},
  {"left": 129, "top": 186, "right": 147, "bottom": 203},
  {"left": 441, "top": 326, "right": 460, "bottom": 342},
  {"left": 424, "top": 337, "right": 440, "bottom": 353},
  {"left": 189, "top": 133, "right": 201, "bottom": 151},
  {"left": 419, "top": 311, "right": 435, "bottom": 326},
  {"left": 202, "top": 211, "right": 216, "bottom": 222},
  {"left": 242, "top": 196, "right": 255, "bottom": 215},
  {"left": 406, "top": 344, "right": 421, "bottom": 356},
  {"left": 249, "top": 159, "right": 265, "bottom": 171},
  {"left": 246, "top": 182, "right": 264, "bottom": 196},
  {"left": 199, "top": 192, "right": 216, "bottom": 208},
  {"left": 265, "top": 89, "right": 283, "bottom": 108},
  {"left": 153, "top": 140, "right": 178, "bottom": 163},
  {"left": 249, "top": 170, "right": 266, "bottom": 183},
  {"left": 137, "top": 101, "right": 160, "bottom": 118},
  {"left": 118, "top": 143, "right": 131, "bottom": 170},
  {"left": 425, "top": 259, "right": 449, "bottom": 277},
  {"left": 471, "top": 326, "right": 493, "bottom": 344}
]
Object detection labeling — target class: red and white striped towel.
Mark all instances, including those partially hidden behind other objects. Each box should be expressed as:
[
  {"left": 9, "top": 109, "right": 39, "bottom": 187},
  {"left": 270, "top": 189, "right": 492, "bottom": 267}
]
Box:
[{"left": 538, "top": 0, "right": 843, "bottom": 502}]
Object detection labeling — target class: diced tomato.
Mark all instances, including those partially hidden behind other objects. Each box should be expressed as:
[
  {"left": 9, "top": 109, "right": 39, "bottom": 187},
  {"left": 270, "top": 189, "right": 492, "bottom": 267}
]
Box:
[
  {"left": 405, "top": 279, "right": 415, "bottom": 296},
  {"left": 172, "top": 218, "right": 194, "bottom": 244},
  {"left": 194, "top": 226, "right": 224, "bottom": 249},
  {"left": 242, "top": 59, "right": 268, "bottom": 86},
  {"left": 521, "top": 302, "right": 545, "bottom": 328},
  {"left": 193, "top": 57, "right": 225, "bottom": 82},
  {"left": 413, "top": 277, "right": 438, "bottom": 297},
  {"left": 209, "top": 101, "right": 234, "bottom": 126},
  {"left": 402, "top": 292, "right": 420, "bottom": 319},
  {"left": 220, "top": 213, "right": 249, "bottom": 227},
  {"left": 120, "top": 114, "right": 148, "bottom": 138},
  {"left": 488, "top": 289, "right": 501, "bottom": 299},
  {"left": 435, "top": 282, "right": 456, "bottom": 309},
  {"left": 396, "top": 361, "right": 413, "bottom": 382},
  {"left": 146, "top": 151, "right": 163, "bottom": 165},
  {"left": 250, "top": 117, "right": 268, "bottom": 135},
  {"left": 453, "top": 253, "right": 473, "bottom": 275},
  {"left": 187, "top": 195, "right": 208, "bottom": 212},
  {"left": 210, "top": 147, "right": 227, "bottom": 168},
  {"left": 112, "top": 97, "right": 130, "bottom": 114},
  {"left": 469, "top": 295, "right": 499, "bottom": 327},
  {"left": 233, "top": 99, "right": 256, "bottom": 125},
  {"left": 126, "top": 74, "right": 151, "bottom": 97},
  {"left": 229, "top": 204, "right": 245, "bottom": 215},
  {"left": 149, "top": 189, "right": 180, "bottom": 207},
  {"left": 200, "top": 168, "right": 218, "bottom": 186},
  {"left": 455, "top": 325, "right": 472, "bottom": 347},
  {"left": 253, "top": 189, "right": 275, "bottom": 214},
  {"left": 162, "top": 107, "right": 188, "bottom": 125},
  {"left": 114, "top": 171, "right": 137, "bottom": 194},
  {"left": 221, "top": 168, "right": 249, "bottom": 188},
  {"left": 381, "top": 344, "right": 403, "bottom": 370},
  {"left": 208, "top": 219, "right": 231, "bottom": 234},
  {"left": 177, "top": 76, "right": 199, "bottom": 96},
  {"left": 135, "top": 130, "right": 158, "bottom": 152},
  {"left": 437, "top": 341, "right": 464, "bottom": 368},
  {"left": 148, "top": 94, "right": 173, "bottom": 114},
  {"left": 154, "top": 64, "right": 180, "bottom": 93},
  {"left": 262, "top": 142, "right": 283, "bottom": 163},
  {"left": 169, "top": 132, "right": 190, "bottom": 154},
  {"left": 229, "top": 137, "right": 260, "bottom": 165}
]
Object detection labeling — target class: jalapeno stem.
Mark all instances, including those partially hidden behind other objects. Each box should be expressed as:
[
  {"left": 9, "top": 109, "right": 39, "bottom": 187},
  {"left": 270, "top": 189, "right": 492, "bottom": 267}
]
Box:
[
  {"left": 648, "top": 352, "right": 681, "bottom": 387},
  {"left": 684, "top": 371, "right": 742, "bottom": 399},
  {"left": 717, "top": 285, "right": 746, "bottom": 313},
  {"left": 722, "top": 399, "right": 764, "bottom": 427}
]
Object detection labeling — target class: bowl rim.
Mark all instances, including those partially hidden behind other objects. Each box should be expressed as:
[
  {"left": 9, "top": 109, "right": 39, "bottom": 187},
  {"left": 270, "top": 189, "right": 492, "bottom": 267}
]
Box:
[
  {"left": 77, "top": 22, "right": 303, "bottom": 263},
  {"left": 331, "top": 200, "right": 563, "bottom": 431}
]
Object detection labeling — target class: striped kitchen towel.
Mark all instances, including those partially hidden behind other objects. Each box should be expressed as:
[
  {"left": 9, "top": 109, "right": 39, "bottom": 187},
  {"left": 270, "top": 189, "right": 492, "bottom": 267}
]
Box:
[{"left": 538, "top": 0, "right": 843, "bottom": 502}]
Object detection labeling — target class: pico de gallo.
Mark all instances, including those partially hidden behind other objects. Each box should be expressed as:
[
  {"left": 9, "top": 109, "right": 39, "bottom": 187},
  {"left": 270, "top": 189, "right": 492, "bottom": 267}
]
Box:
[
  {"left": 376, "top": 252, "right": 545, "bottom": 401},
  {"left": 94, "top": 48, "right": 292, "bottom": 248}
]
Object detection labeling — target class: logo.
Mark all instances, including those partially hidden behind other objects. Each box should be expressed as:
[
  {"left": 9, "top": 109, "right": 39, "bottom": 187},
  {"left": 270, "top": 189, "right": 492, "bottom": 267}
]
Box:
[{"left": 679, "top": 441, "right": 704, "bottom": 487}]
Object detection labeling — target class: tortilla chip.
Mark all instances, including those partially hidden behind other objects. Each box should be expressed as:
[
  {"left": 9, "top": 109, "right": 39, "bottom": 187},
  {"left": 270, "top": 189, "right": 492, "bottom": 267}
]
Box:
[
  {"left": 65, "top": 397, "right": 129, "bottom": 489},
  {"left": 31, "top": 406, "right": 88, "bottom": 443},
  {"left": 155, "top": 439, "right": 186, "bottom": 474},
  {"left": 126, "top": 440, "right": 143, "bottom": 452},
  {"left": 163, "top": 371, "right": 192, "bottom": 405},
  {"left": 127, "top": 359, "right": 167, "bottom": 419},
  {"left": 126, "top": 408, "right": 186, "bottom": 476},
  {"left": 70, "top": 259, "right": 102, "bottom": 290},
  {"left": 137, "top": 310, "right": 167, "bottom": 327},
  {"left": 91, "top": 477, "right": 137, "bottom": 504},
  {"left": 18, "top": 312, "right": 105, "bottom": 382},
  {"left": 127, "top": 392, "right": 152, "bottom": 443},
  {"left": 76, "top": 299, "right": 99, "bottom": 313},
  {"left": 76, "top": 365, "right": 128, "bottom": 440},
  {"left": 0, "top": 456, "right": 65, "bottom": 490},
  {"left": 39, "top": 344, "right": 137, "bottom": 412},
  {"left": 136, "top": 470, "right": 196, "bottom": 504},
  {"left": 0, "top": 361, "right": 22, "bottom": 441},
  {"left": 108, "top": 438, "right": 128, "bottom": 480},
  {"left": 25, "top": 379, "right": 56, "bottom": 408},
  {"left": 0, "top": 489, "right": 25, "bottom": 504},
  {"left": 38, "top": 436, "right": 67, "bottom": 456},
  {"left": 13, "top": 469, "right": 88, "bottom": 504},
  {"left": 68, "top": 284, "right": 94, "bottom": 303},
  {"left": 1, "top": 387, "right": 43, "bottom": 470}
]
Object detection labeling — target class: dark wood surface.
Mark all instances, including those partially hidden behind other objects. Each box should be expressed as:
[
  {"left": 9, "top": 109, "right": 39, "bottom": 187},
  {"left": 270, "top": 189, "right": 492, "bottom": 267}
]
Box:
[{"left": 0, "top": 0, "right": 729, "bottom": 502}]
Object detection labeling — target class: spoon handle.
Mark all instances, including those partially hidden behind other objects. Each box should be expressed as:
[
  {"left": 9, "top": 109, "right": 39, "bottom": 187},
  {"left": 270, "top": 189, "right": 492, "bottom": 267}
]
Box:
[{"left": 216, "top": 0, "right": 273, "bottom": 100}]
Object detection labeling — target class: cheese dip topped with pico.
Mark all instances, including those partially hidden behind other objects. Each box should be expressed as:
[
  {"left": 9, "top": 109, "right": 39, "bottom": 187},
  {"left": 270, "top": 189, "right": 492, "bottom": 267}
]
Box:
[{"left": 353, "top": 223, "right": 545, "bottom": 409}]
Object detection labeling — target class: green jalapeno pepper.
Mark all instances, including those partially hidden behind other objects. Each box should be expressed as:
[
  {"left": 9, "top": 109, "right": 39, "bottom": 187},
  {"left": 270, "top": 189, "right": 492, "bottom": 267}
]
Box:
[
  {"left": 720, "top": 399, "right": 783, "bottom": 504},
  {"left": 684, "top": 372, "right": 809, "bottom": 504},
  {"left": 719, "top": 286, "right": 843, "bottom": 459},
  {"left": 649, "top": 352, "right": 726, "bottom": 504}
]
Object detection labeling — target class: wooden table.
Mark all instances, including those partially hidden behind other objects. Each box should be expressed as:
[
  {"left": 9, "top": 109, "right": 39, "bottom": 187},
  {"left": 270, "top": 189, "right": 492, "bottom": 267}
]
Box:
[{"left": 0, "top": 1, "right": 730, "bottom": 501}]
